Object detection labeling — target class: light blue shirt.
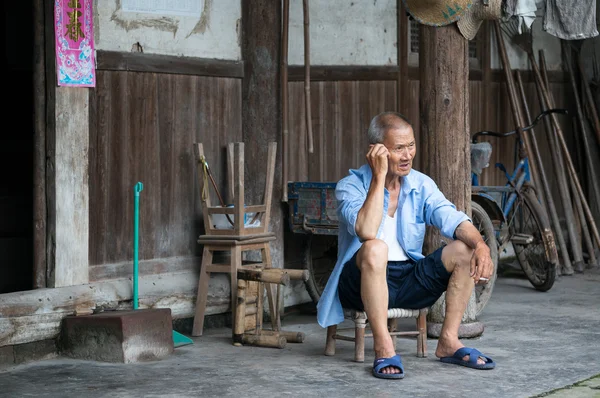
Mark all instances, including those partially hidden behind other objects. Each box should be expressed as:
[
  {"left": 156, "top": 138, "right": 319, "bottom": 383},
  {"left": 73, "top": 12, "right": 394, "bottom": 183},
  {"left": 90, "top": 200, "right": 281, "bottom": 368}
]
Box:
[{"left": 316, "top": 164, "right": 471, "bottom": 328}]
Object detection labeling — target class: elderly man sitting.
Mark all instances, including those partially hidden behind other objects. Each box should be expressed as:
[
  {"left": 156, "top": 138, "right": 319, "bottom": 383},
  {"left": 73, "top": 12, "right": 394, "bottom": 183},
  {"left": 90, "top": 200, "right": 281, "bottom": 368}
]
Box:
[{"left": 316, "top": 112, "right": 496, "bottom": 379}]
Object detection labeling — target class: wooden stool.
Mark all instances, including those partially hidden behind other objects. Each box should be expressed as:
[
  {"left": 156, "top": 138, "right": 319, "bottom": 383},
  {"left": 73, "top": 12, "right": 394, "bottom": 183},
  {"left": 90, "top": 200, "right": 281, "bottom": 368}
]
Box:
[
  {"left": 192, "top": 142, "right": 277, "bottom": 337},
  {"left": 325, "top": 308, "right": 428, "bottom": 362}
]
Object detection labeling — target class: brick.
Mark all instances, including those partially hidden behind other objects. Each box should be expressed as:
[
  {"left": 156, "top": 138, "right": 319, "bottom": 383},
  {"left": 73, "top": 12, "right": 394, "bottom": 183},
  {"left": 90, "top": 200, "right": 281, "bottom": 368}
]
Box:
[{"left": 60, "top": 309, "right": 174, "bottom": 363}]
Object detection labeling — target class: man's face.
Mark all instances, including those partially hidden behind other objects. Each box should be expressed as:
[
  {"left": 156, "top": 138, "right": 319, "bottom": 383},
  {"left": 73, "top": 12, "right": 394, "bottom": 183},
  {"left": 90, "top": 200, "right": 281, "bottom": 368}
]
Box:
[{"left": 383, "top": 126, "right": 416, "bottom": 178}]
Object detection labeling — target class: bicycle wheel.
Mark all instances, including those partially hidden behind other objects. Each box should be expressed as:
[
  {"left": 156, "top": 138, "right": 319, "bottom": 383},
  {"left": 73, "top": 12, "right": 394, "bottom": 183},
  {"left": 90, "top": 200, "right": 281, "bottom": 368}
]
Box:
[
  {"left": 303, "top": 234, "right": 338, "bottom": 304},
  {"left": 510, "top": 188, "right": 557, "bottom": 291},
  {"left": 471, "top": 201, "right": 499, "bottom": 317}
]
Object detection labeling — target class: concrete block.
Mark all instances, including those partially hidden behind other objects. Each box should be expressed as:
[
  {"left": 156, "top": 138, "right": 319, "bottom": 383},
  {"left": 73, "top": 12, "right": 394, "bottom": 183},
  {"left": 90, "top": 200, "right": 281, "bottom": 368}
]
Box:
[{"left": 60, "top": 309, "right": 174, "bottom": 363}]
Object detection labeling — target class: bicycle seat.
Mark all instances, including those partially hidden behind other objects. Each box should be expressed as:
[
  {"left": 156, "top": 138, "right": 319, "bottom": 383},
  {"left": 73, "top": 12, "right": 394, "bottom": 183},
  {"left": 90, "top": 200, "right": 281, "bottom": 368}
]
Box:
[{"left": 470, "top": 142, "right": 492, "bottom": 175}]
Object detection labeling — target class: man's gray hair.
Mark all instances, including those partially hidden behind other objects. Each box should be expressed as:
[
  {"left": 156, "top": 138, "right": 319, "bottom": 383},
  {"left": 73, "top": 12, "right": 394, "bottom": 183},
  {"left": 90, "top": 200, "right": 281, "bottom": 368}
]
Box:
[{"left": 367, "top": 112, "right": 412, "bottom": 144}]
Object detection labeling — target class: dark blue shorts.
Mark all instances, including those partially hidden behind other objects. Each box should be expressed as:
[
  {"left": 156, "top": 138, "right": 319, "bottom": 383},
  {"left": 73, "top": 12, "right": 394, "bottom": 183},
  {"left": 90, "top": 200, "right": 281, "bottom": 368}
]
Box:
[{"left": 337, "top": 246, "right": 451, "bottom": 311}]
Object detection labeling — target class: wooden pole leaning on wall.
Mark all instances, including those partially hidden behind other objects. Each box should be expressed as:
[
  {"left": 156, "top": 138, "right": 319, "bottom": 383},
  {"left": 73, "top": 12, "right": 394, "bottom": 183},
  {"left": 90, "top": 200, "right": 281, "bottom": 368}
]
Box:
[
  {"left": 519, "top": 47, "right": 583, "bottom": 273},
  {"left": 528, "top": 71, "right": 573, "bottom": 274},
  {"left": 523, "top": 42, "right": 584, "bottom": 273},
  {"left": 514, "top": 71, "right": 572, "bottom": 274},
  {"left": 303, "top": 0, "right": 314, "bottom": 153},
  {"left": 492, "top": 21, "right": 544, "bottom": 208},
  {"left": 531, "top": 50, "right": 600, "bottom": 250},
  {"left": 281, "top": 0, "right": 290, "bottom": 202},
  {"left": 576, "top": 56, "right": 600, "bottom": 148},
  {"left": 539, "top": 51, "right": 596, "bottom": 270},
  {"left": 561, "top": 42, "right": 600, "bottom": 255}
]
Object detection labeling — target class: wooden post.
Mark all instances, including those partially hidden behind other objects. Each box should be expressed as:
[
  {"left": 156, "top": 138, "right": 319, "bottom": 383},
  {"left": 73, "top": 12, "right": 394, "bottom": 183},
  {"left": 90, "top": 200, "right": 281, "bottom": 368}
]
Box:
[
  {"left": 419, "top": 24, "right": 483, "bottom": 338},
  {"left": 397, "top": 0, "right": 408, "bottom": 114},
  {"left": 241, "top": 0, "right": 283, "bottom": 268},
  {"left": 33, "top": 0, "right": 47, "bottom": 288},
  {"left": 44, "top": 0, "right": 90, "bottom": 288}
]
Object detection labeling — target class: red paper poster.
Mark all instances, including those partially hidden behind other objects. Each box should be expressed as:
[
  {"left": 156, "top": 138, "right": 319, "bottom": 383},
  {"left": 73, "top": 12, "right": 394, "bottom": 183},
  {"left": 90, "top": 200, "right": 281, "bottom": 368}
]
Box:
[{"left": 54, "top": 0, "right": 96, "bottom": 87}]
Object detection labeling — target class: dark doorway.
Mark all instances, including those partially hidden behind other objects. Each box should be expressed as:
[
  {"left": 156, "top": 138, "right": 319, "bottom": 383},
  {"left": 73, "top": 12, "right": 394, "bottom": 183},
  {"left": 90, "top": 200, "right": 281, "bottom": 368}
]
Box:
[{"left": 0, "top": 1, "right": 35, "bottom": 293}]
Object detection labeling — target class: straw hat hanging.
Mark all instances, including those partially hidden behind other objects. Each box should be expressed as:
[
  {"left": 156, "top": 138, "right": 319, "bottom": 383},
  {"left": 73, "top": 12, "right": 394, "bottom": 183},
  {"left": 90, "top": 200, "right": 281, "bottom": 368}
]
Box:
[
  {"left": 403, "top": 0, "right": 473, "bottom": 27},
  {"left": 457, "top": 0, "right": 503, "bottom": 40}
]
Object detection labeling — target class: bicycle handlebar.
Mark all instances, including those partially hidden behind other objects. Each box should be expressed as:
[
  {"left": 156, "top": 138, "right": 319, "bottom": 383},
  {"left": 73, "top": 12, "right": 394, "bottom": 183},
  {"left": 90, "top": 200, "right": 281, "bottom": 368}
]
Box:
[{"left": 471, "top": 108, "right": 570, "bottom": 143}]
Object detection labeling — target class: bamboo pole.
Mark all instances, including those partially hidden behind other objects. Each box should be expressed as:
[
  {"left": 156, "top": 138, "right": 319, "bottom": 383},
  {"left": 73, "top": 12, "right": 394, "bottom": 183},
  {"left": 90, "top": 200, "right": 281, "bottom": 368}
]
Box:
[
  {"left": 561, "top": 41, "right": 600, "bottom": 249},
  {"left": 514, "top": 71, "right": 572, "bottom": 274},
  {"left": 281, "top": 0, "right": 289, "bottom": 201},
  {"left": 524, "top": 48, "right": 582, "bottom": 272},
  {"left": 492, "top": 22, "right": 544, "bottom": 208},
  {"left": 529, "top": 49, "right": 600, "bottom": 249},
  {"left": 576, "top": 56, "right": 600, "bottom": 148},
  {"left": 303, "top": 0, "right": 314, "bottom": 153},
  {"left": 540, "top": 51, "right": 595, "bottom": 271}
]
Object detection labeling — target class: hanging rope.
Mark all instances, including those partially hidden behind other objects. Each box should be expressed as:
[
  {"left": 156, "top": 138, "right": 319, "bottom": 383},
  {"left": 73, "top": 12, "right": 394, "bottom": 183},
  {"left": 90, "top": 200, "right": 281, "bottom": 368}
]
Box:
[
  {"left": 200, "top": 155, "right": 210, "bottom": 202},
  {"left": 200, "top": 155, "right": 235, "bottom": 226}
]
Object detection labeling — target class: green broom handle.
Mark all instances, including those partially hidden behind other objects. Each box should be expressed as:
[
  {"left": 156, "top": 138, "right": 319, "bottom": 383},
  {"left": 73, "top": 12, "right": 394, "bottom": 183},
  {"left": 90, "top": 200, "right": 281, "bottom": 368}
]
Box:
[{"left": 133, "top": 182, "right": 143, "bottom": 310}]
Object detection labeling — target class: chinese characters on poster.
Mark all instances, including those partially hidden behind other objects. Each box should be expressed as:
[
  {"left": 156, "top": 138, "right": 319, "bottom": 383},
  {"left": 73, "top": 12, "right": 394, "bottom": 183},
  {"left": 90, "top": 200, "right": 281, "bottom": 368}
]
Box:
[{"left": 54, "top": 0, "right": 96, "bottom": 87}]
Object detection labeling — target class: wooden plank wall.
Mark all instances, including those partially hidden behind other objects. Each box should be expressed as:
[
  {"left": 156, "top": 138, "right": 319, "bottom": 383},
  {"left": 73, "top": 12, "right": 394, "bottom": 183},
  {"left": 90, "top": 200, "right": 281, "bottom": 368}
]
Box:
[
  {"left": 287, "top": 78, "right": 573, "bottom": 196},
  {"left": 89, "top": 71, "right": 242, "bottom": 274}
]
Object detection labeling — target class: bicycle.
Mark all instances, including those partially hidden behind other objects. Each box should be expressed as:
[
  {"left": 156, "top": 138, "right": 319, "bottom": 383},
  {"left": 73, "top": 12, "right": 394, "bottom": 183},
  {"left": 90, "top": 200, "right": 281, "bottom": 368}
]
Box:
[{"left": 470, "top": 108, "right": 567, "bottom": 293}]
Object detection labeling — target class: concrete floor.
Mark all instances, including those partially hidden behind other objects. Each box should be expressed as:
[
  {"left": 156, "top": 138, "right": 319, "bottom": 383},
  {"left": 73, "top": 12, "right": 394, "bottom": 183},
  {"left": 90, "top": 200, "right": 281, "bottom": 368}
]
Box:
[{"left": 1, "top": 267, "right": 599, "bottom": 398}]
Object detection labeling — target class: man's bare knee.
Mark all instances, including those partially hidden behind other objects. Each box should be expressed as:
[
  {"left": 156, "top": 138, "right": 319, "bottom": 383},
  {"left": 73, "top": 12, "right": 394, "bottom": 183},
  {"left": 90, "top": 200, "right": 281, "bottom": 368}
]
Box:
[
  {"left": 441, "top": 240, "right": 473, "bottom": 273},
  {"left": 357, "top": 239, "right": 388, "bottom": 273}
]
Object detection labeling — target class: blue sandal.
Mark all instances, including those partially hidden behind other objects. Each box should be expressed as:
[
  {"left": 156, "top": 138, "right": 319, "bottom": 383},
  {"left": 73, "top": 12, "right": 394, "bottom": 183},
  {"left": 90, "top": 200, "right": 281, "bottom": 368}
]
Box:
[
  {"left": 372, "top": 354, "right": 405, "bottom": 379},
  {"left": 440, "top": 347, "right": 495, "bottom": 370}
]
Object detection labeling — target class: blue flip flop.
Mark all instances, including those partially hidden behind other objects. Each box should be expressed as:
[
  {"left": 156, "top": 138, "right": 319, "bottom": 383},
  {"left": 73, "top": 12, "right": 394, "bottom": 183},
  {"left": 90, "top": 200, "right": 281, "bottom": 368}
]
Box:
[
  {"left": 372, "top": 354, "right": 405, "bottom": 379},
  {"left": 440, "top": 347, "right": 496, "bottom": 370}
]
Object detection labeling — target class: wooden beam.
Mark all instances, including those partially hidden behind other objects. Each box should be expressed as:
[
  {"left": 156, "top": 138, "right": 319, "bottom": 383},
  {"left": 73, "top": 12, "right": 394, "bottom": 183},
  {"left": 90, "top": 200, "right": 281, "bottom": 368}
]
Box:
[
  {"left": 241, "top": 1, "right": 283, "bottom": 262},
  {"left": 286, "top": 65, "right": 567, "bottom": 83},
  {"left": 89, "top": 256, "right": 200, "bottom": 282},
  {"left": 288, "top": 65, "right": 399, "bottom": 81},
  {"left": 96, "top": 50, "right": 244, "bottom": 78}
]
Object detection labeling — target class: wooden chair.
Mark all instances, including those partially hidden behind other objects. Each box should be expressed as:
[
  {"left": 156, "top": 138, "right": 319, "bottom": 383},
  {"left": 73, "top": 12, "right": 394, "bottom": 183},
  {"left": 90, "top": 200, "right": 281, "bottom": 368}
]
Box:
[
  {"left": 192, "top": 142, "right": 277, "bottom": 337},
  {"left": 325, "top": 307, "right": 428, "bottom": 362}
]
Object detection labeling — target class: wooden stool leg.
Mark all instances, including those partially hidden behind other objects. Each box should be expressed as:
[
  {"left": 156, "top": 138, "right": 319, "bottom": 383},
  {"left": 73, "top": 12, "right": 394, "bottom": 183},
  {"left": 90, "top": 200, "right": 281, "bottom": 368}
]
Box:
[
  {"left": 388, "top": 318, "right": 398, "bottom": 351},
  {"left": 192, "top": 246, "right": 213, "bottom": 336},
  {"left": 417, "top": 309, "right": 427, "bottom": 358},
  {"left": 230, "top": 246, "right": 242, "bottom": 337},
  {"left": 324, "top": 325, "right": 337, "bottom": 356},
  {"left": 233, "top": 280, "right": 247, "bottom": 346},
  {"left": 354, "top": 319, "right": 366, "bottom": 363},
  {"left": 261, "top": 243, "right": 278, "bottom": 330}
]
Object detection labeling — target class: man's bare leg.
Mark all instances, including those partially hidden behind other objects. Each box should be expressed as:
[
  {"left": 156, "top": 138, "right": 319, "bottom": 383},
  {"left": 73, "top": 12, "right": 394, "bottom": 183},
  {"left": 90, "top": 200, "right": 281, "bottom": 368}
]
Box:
[
  {"left": 434, "top": 241, "right": 486, "bottom": 365},
  {"left": 357, "top": 239, "right": 400, "bottom": 375}
]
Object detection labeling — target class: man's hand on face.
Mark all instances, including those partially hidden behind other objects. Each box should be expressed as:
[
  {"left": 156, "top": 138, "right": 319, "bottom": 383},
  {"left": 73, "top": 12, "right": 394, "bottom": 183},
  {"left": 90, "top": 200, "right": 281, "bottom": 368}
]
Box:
[
  {"left": 367, "top": 144, "right": 389, "bottom": 179},
  {"left": 470, "top": 241, "right": 494, "bottom": 284}
]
